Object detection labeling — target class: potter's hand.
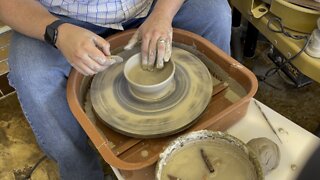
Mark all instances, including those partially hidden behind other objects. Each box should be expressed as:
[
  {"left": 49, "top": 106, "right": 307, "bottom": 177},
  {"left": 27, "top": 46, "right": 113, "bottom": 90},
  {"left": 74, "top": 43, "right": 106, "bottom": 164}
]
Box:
[
  {"left": 56, "top": 23, "right": 121, "bottom": 76},
  {"left": 124, "top": 12, "right": 173, "bottom": 71}
]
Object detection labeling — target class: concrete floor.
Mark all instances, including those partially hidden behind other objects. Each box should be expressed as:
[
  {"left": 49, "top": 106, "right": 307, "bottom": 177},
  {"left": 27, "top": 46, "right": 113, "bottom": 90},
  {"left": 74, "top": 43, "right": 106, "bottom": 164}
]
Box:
[
  {"left": 0, "top": 93, "right": 116, "bottom": 180},
  {"left": 1, "top": 40, "right": 320, "bottom": 179},
  {"left": 245, "top": 41, "right": 320, "bottom": 133},
  {"left": 0, "top": 93, "right": 59, "bottom": 179}
]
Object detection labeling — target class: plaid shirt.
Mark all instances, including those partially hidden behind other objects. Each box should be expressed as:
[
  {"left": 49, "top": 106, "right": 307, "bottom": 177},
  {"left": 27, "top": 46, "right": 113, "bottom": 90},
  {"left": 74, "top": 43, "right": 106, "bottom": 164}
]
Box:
[{"left": 40, "top": 0, "right": 153, "bottom": 30}]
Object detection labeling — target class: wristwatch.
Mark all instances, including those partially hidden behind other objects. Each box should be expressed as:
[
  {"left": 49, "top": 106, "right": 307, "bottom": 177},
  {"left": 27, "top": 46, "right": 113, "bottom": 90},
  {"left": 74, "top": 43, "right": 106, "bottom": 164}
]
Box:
[{"left": 44, "top": 20, "right": 66, "bottom": 48}]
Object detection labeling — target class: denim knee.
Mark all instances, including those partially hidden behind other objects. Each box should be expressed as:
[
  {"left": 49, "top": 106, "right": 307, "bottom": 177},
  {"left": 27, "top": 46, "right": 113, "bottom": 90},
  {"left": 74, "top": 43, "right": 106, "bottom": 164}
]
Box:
[
  {"left": 7, "top": 32, "right": 83, "bottom": 157},
  {"left": 8, "top": 32, "right": 103, "bottom": 179}
]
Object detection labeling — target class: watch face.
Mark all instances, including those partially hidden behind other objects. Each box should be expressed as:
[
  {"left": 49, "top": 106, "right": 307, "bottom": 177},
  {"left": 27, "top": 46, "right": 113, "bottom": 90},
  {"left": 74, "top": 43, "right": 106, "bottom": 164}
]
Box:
[
  {"left": 45, "top": 26, "right": 57, "bottom": 45},
  {"left": 44, "top": 20, "right": 65, "bottom": 47}
]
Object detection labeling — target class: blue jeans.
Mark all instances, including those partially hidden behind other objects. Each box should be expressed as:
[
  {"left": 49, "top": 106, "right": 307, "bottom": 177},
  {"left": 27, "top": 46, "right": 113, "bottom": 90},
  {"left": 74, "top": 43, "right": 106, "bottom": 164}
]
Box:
[{"left": 7, "top": 0, "right": 231, "bottom": 179}]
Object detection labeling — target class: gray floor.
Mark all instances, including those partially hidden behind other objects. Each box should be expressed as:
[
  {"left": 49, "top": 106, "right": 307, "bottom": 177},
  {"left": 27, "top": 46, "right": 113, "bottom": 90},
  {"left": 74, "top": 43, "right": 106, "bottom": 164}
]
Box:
[{"left": 244, "top": 41, "right": 320, "bottom": 133}]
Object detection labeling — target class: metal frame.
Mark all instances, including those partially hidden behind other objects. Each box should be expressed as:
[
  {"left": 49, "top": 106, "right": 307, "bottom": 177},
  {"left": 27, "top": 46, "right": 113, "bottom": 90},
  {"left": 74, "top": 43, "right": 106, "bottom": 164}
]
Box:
[{"left": 230, "top": 0, "right": 320, "bottom": 83}]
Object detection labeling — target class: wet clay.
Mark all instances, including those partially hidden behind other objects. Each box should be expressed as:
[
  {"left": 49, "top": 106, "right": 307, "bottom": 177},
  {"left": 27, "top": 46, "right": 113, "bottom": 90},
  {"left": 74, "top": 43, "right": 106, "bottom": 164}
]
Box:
[
  {"left": 67, "top": 29, "right": 258, "bottom": 171},
  {"left": 247, "top": 137, "right": 280, "bottom": 175},
  {"left": 90, "top": 47, "right": 213, "bottom": 138},
  {"left": 127, "top": 63, "right": 174, "bottom": 86},
  {"left": 160, "top": 140, "right": 257, "bottom": 180}
]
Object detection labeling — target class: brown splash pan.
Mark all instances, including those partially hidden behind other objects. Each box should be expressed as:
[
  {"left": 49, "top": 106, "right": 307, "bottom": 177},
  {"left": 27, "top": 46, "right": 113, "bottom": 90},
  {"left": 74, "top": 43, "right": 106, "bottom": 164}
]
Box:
[{"left": 66, "top": 29, "right": 258, "bottom": 171}]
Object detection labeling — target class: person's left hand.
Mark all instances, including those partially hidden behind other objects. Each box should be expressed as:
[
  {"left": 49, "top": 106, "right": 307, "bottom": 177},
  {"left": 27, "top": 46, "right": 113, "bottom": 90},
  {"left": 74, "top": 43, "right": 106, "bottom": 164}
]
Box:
[{"left": 124, "top": 11, "right": 173, "bottom": 71}]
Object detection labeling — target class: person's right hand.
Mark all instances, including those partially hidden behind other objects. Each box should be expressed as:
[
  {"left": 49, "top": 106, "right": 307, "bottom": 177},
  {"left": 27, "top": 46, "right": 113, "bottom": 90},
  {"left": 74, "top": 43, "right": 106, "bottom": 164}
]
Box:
[{"left": 55, "top": 23, "right": 120, "bottom": 76}]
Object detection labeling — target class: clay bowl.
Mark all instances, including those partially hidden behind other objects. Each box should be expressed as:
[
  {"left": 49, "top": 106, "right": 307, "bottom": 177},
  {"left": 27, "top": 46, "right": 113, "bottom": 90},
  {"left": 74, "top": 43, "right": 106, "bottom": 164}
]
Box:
[
  {"left": 66, "top": 28, "right": 258, "bottom": 171},
  {"left": 156, "top": 130, "right": 263, "bottom": 180},
  {"left": 123, "top": 53, "right": 175, "bottom": 101}
]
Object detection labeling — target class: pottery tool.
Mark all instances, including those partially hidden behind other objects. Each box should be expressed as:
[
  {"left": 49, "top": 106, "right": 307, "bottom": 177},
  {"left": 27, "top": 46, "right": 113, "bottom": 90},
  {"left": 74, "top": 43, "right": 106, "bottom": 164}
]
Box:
[
  {"left": 200, "top": 148, "right": 215, "bottom": 173},
  {"left": 254, "top": 100, "right": 283, "bottom": 144}
]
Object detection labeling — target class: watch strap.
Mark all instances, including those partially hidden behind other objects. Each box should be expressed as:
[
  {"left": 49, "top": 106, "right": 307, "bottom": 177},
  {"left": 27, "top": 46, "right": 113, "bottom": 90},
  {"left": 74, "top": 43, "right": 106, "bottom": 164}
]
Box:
[{"left": 44, "top": 20, "right": 66, "bottom": 48}]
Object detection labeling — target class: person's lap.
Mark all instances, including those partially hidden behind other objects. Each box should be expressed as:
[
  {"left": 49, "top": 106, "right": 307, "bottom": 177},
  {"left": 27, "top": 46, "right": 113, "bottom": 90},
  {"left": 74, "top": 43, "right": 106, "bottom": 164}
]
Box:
[{"left": 8, "top": 0, "right": 231, "bottom": 179}]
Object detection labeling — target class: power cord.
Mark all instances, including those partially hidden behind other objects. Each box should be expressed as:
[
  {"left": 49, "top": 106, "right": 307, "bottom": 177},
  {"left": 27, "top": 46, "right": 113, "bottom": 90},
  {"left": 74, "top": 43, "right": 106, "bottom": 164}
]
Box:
[
  {"left": 24, "top": 155, "right": 47, "bottom": 179},
  {"left": 256, "top": 17, "right": 311, "bottom": 89}
]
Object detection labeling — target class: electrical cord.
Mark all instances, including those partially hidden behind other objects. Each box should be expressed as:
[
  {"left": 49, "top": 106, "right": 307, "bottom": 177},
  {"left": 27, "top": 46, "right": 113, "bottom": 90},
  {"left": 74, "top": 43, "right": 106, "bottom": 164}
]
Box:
[
  {"left": 267, "top": 17, "right": 308, "bottom": 40},
  {"left": 277, "top": 70, "right": 296, "bottom": 86},
  {"left": 24, "top": 155, "right": 47, "bottom": 179},
  {"left": 256, "top": 17, "right": 311, "bottom": 89}
]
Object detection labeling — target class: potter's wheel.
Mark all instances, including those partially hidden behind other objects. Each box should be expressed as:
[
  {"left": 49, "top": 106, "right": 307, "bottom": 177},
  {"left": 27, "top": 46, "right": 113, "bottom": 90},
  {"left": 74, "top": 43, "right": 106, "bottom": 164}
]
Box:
[{"left": 90, "top": 47, "right": 213, "bottom": 138}]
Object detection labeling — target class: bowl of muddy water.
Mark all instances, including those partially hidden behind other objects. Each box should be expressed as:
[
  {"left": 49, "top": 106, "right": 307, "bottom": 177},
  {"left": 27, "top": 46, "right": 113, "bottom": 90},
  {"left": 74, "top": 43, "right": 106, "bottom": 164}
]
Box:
[
  {"left": 156, "top": 130, "right": 263, "bottom": 180},
  {"left": 124, "top": 53, "right": 175, "bottom": 101}
]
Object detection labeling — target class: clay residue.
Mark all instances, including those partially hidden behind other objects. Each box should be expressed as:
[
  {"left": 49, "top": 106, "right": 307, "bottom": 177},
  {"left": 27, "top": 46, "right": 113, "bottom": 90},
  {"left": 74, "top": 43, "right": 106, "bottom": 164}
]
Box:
[
  {"left": 90, "top": 47, "right": 213, "bottom": 138},
  {"left": 128, "top": 62, "right": 174, "bottom": 86},
  {"left": 157, "top": 131, "right": 259, "bottom": 180},
  {"left": 247, "top": 137, "right": 280, "bottom": 175}
]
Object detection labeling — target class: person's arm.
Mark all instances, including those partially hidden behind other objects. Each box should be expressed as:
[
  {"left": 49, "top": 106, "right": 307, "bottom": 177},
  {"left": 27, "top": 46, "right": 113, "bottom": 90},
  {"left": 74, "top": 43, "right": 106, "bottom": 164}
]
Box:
[
  {"left": 151, "top": 0, "right": 184, "bottom": 21},
  {"left": 0, "top": 0, "right": 58, "bottom": 41},
  {"left": 125, "top": 0, "right": 185, "bottom": 70},
  {"left": 0, "top": 0, "right": 116, "bottom": 76}
]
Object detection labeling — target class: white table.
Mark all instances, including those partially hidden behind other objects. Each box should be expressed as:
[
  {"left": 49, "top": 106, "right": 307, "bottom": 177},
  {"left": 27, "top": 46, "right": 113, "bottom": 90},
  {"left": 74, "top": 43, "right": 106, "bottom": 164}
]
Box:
[
  {"left": 112, "top": 99, "right": 320, "bottom": 179},
  {"left": 228, "top": 99, "right": 320, "bottom": 180}
]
